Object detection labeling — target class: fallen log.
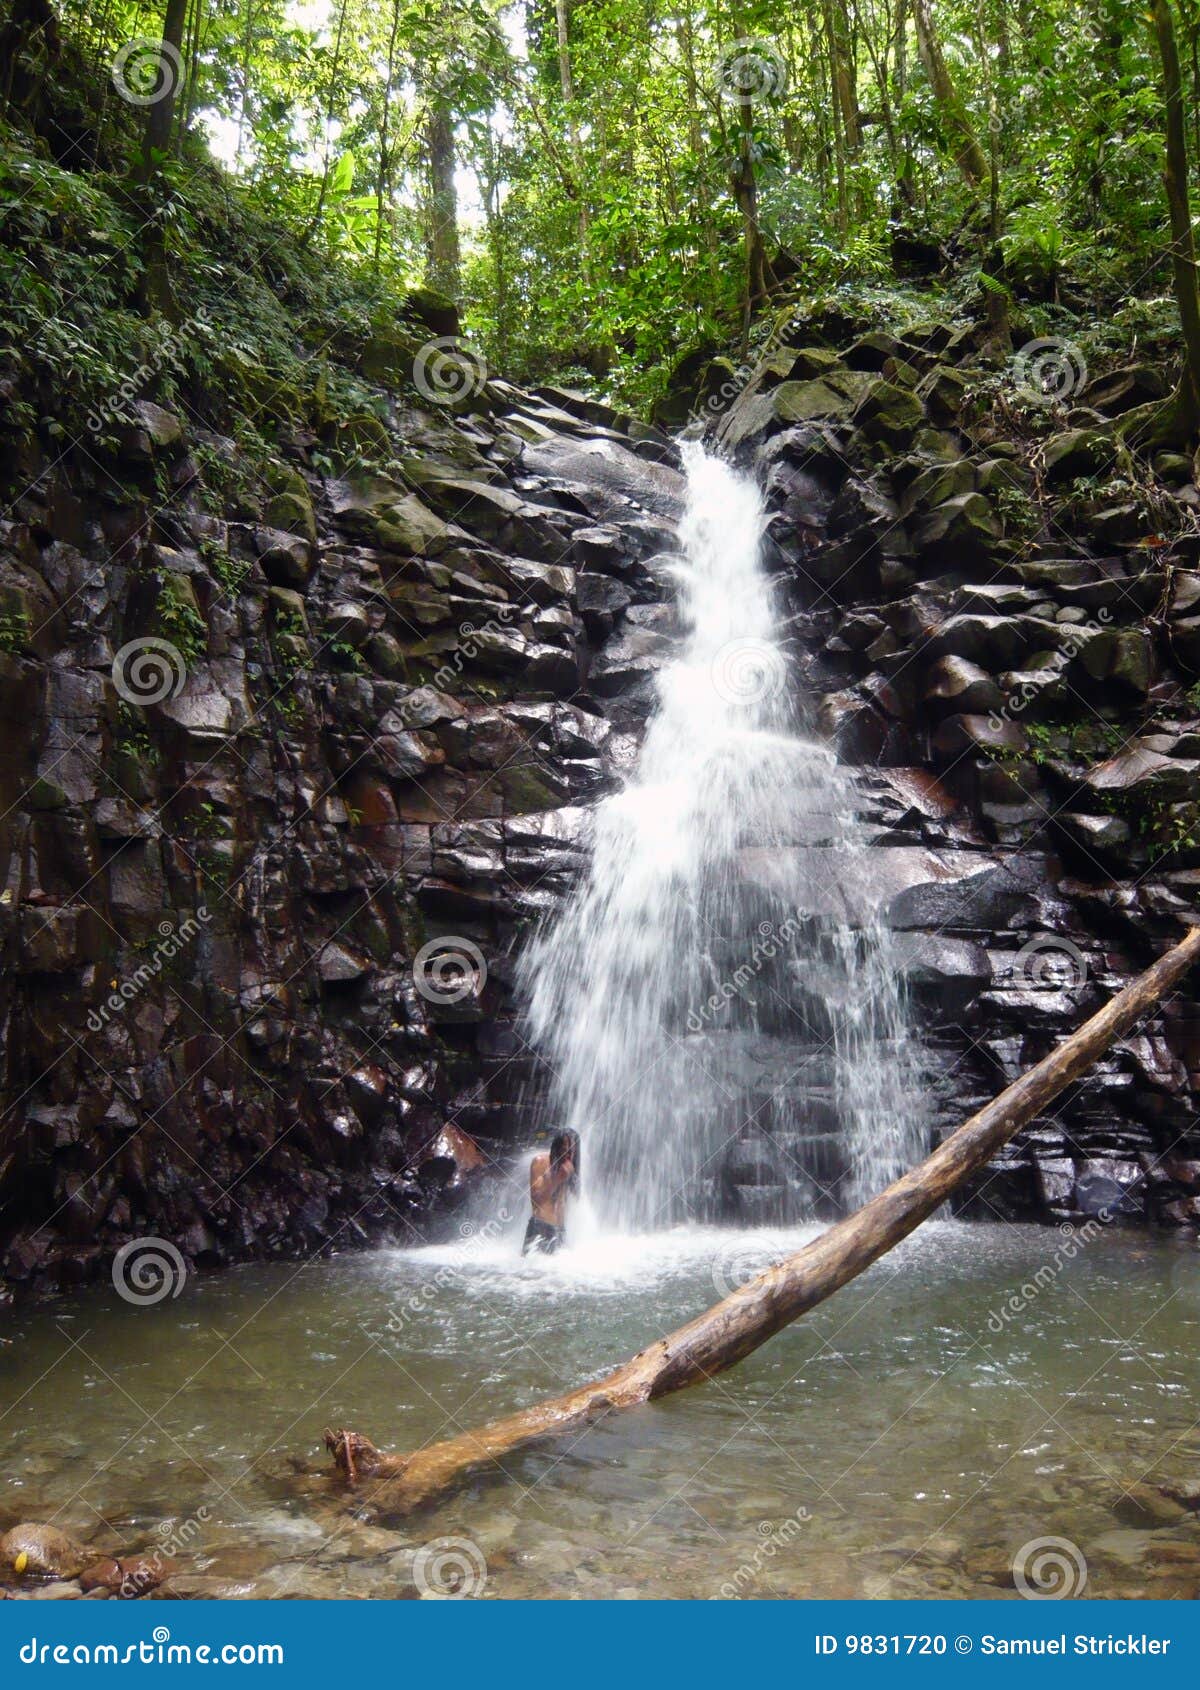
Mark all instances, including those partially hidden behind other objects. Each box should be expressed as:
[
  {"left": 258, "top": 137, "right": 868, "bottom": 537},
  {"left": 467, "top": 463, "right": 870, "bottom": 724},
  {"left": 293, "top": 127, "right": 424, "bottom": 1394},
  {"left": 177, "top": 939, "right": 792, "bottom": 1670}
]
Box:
[{"left": 327, "top": 922, "right": 1200, "bottom": 1516}]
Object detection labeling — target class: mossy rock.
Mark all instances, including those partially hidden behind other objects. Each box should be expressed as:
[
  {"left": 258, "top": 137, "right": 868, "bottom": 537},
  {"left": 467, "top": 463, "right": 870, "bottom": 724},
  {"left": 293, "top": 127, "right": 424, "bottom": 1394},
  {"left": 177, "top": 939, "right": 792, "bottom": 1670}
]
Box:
[
  {"left": 264, "top": 487, "right": 316, "bottom": 547},
  {"left": 1042, "top": 428, "right": 1113, "bottom": 483},
  {"left": 916, "top": 364, "right": 971, "bottom": 425},
  {"left": 496, "top": 763, "right": 566, "bottom": 812},
  {"left": 1108, "top": 629, "right": 1156, "bottom": 694},
  {"left": 325, "top": 412, "right": 393, "bottom": 459},
  {"left": 773, "top": 378, "right": 859, "bottom": 424},
  {"left": 215, "top": 348, "right": 302, "bottom": 424},
  {"left": 359, "top": 328, "right": 426, "bottom": 387},
  {"left": 268, "top": 586, "right": 310, "bottom": 635},
  {"left": 852, "top": 378, "right": 926, "bottom": 443},
  {"left": 786, "top": 346, "right": 845, "bottom": 379},
  {"left": 400, "top": 286, "right": 460, "bottom": 339}
]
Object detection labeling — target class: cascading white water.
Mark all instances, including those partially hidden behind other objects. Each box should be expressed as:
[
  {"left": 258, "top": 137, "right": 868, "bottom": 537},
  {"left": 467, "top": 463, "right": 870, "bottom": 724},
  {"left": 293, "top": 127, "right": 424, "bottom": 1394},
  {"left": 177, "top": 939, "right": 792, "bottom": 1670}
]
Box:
[{"left": 519, "top": 445, "right": 923, "bottom": 1234}]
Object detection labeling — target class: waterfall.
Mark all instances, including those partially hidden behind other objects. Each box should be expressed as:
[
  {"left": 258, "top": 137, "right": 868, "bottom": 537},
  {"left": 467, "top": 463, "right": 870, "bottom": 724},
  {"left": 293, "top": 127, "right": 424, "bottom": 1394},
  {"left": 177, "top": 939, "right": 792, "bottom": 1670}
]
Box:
[{"left": 518, "top": 445, "right": 923, "bottom": 1234}]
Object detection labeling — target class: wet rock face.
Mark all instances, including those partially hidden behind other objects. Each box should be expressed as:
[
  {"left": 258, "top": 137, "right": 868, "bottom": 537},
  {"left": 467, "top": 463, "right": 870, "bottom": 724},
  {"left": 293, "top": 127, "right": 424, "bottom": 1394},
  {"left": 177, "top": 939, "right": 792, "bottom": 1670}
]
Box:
[
  {"left": 721, "top": 322, "right": 1200, "bottom": 1232},
  {"left": 0, "top": 380, "right": 680, "bottom": 1292}
]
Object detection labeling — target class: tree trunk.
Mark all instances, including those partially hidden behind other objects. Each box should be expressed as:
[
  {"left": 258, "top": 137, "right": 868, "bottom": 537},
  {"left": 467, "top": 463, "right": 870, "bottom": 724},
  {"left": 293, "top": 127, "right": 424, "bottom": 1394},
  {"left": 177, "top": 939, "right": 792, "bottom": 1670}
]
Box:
[
  {"left": 912, "top": 0, "right": 987, "bottom": 187},
  {"left": 137, "top": 0, "right": 190, "bottom": 313},
  {"left": 141, "top": 0, "right": 189, "bottom": 172},
  {"left": 425, "top": 99, "right": 461, "bottom": 299},
  {"left": 327, "top": 923, "right": 1200, "bottom": 1519},
  {"left": 554, "top": 0, "right": 590, "bottom": 271},
  {"left": 731, "top": 99, "right": 777, "bottom": 348},
  {"left": 373, "top": 0, "right": 403, "bottom": 271},
  {"left": 303, "top": 0, "right": 349, "bottom": 248},
  {"left": 1152, "top": 0, "right": 1200, "bottom": 432}
]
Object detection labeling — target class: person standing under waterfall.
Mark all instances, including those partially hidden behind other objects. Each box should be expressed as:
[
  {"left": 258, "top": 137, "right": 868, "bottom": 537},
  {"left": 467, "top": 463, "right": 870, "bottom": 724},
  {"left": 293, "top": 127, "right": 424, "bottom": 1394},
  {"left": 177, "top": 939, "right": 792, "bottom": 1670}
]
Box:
[{"left": 522, "top": 1130, "right": 579, "bottom": 1255}]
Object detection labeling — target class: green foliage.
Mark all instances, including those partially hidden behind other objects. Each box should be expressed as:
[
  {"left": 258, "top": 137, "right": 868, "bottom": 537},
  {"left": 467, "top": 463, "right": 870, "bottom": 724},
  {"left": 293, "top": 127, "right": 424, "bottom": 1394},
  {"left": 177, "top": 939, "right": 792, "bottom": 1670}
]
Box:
[
  {"left": 0, "top": 609, "right": 30, "bottom": 652},
  {"left": 154, "top": 574, "right": 208, "bottom": 666},
  {"left": 2, "top": 0, "right": 1191, "bottom": 420}
]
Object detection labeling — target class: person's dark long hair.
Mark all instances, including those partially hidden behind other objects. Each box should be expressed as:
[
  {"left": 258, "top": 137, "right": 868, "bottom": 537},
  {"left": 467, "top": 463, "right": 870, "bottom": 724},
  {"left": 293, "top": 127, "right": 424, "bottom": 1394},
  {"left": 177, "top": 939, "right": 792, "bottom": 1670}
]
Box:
[{"left": 551, "top": 1129, "right": 580, "bottom": 1194}]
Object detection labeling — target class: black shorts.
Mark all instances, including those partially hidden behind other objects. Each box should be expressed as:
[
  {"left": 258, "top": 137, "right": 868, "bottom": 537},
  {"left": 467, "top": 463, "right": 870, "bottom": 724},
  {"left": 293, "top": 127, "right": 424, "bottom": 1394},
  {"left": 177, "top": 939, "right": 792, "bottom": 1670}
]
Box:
[{"left": 522, "top": 1216, "right": 564, "bottom": 1255}]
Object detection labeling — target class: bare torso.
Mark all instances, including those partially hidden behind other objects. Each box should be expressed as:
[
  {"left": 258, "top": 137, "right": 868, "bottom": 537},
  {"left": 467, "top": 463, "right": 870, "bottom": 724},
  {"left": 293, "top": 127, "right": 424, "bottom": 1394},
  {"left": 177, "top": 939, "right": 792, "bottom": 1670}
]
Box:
[{"left": 529, "top": 1153, "right": 570, "bottom": 1228}]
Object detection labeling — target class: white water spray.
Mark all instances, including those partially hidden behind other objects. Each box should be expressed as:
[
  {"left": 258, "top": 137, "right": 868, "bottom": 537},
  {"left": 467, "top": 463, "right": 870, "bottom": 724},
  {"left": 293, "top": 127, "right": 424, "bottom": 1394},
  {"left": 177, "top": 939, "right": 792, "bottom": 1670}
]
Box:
[{"left": 519, "top": 446, "right": 922, "bottom": 1233}]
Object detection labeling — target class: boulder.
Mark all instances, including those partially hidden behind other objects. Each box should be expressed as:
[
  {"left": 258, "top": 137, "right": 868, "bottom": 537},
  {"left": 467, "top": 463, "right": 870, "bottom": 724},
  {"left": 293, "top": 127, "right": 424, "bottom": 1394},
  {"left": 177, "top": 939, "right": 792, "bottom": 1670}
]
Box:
[
  {"left": 1, "top": 1524, "right": 92, "bottom": 1580},
  {"left": 1087, "top": 745, "right": 1200, "bottom": 801},
  {"left": 1042, "top": 428, "right": 1112, "bottom": 483},
  {"left": 923, "top": 655, "right": 1003, "bottom": 714},
  {"left": 911, "top": 491, "right": 1001, "bottom": 560},
  {"left": 254, "top": 527, "right": 315, "bottom": 590},
  {"left": 851, "top": 379, "right": 925, "bottom": 443}
]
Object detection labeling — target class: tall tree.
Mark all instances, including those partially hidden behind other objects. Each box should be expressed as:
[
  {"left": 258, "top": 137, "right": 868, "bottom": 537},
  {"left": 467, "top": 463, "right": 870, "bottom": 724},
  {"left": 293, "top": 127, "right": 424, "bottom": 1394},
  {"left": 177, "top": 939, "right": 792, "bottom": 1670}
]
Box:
[
  {"left": 1152, "top": 0, "right": 1200, "bottom": 436},
  {"left": 425, "top": 97, "right": 461, "bottom": 298},
  {"left": 912, "top": 0, "right": 988, "bottom": 187}
]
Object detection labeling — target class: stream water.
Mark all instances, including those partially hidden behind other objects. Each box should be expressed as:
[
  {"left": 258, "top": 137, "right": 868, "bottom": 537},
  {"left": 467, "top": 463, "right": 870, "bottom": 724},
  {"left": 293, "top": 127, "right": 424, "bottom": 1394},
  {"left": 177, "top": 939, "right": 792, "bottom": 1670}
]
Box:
[{"left": 3, "top": 1222, "right": 1199, "bottom": 1598}]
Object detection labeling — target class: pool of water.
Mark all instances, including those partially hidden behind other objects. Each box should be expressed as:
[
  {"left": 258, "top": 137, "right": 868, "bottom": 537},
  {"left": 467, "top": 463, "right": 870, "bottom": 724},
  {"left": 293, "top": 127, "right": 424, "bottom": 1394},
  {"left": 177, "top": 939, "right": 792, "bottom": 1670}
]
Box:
[{"left": 3, "top": 1219, "right": 1200, "bottom": 1599}]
